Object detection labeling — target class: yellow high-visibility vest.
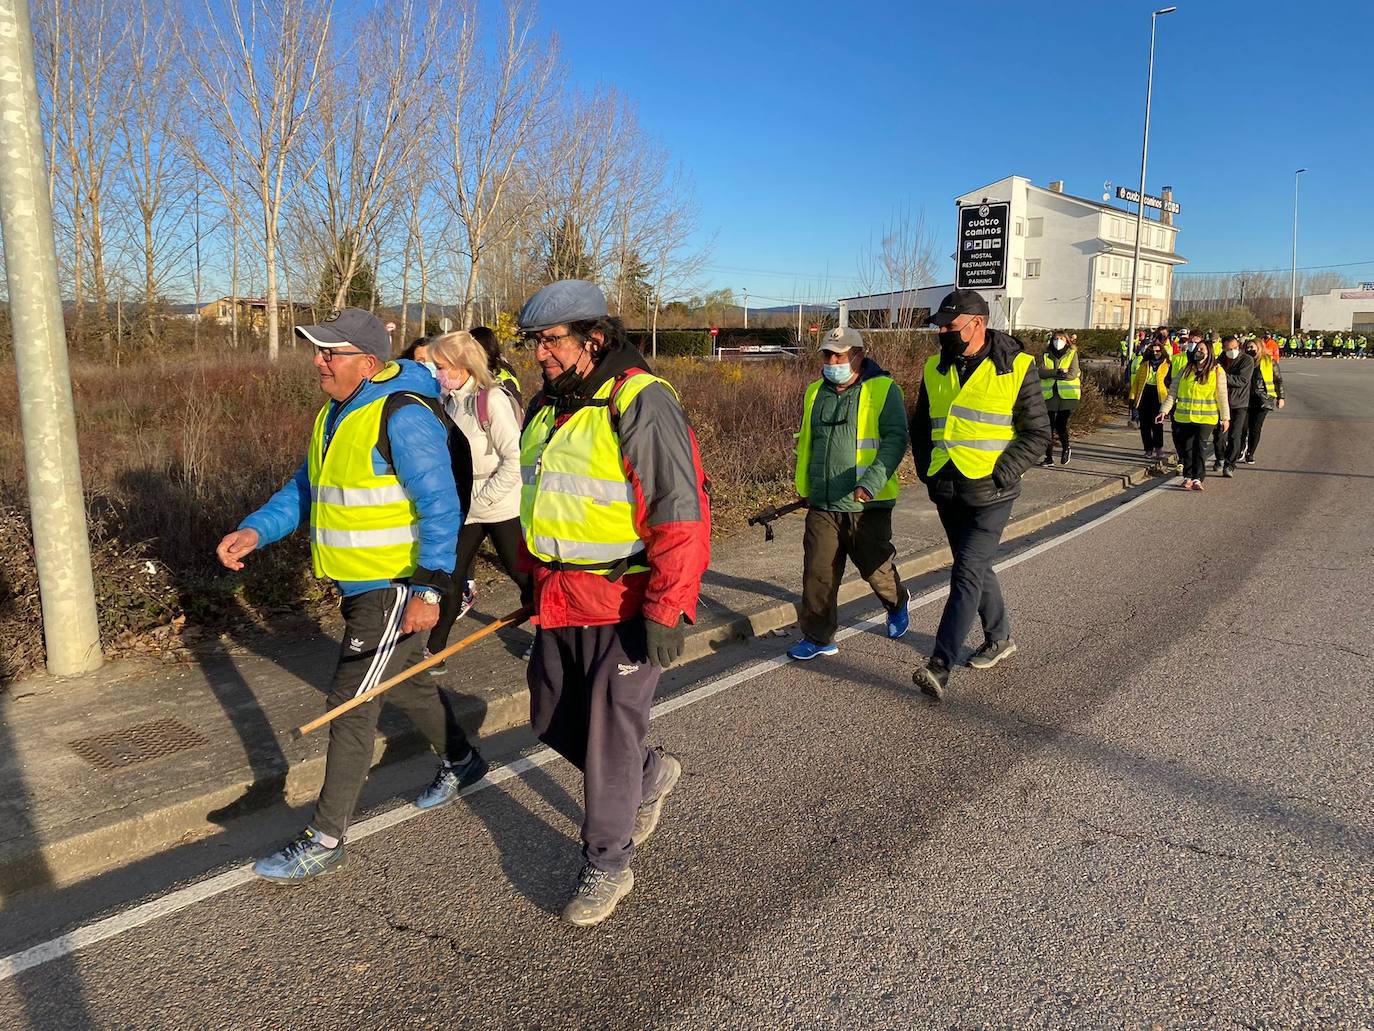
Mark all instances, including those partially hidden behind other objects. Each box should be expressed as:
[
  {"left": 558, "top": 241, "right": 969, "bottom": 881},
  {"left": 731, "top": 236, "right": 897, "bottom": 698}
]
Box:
[
  {"left": 308, "top": 368, "right": 424, "bottom": 583},
  {"left": 1041, "top": 348, "right": 1081, "bottom": 401},
  {"left": 519, "top": 372, "right": 666, "bottom": 575},
  {"left": 794, "top": 375, "right": 901, "bottom": 502},
  {"left": 1258, "top": 356, "right": 1276, "bottom": 395},
  {"left": 1174, "top": 366, "right": 1221, "bottom": 425},
  {"left": 924, "top": 351, "right": 1033, "bottom": 479}
]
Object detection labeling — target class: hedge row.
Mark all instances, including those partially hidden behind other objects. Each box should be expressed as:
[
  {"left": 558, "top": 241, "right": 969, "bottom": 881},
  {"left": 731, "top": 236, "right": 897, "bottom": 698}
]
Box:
[{"left": 624, "top": 326, "right": 800, "bottom": 358}]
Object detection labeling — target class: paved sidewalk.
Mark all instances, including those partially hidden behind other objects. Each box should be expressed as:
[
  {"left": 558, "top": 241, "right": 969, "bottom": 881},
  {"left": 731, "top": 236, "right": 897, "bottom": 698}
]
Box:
[{"left": 0, "top": 416, "right": 1156, "bottom": 895}]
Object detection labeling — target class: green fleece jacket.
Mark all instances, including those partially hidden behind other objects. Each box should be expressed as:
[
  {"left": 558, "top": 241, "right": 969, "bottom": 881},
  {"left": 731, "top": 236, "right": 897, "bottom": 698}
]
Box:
[{"left": 796, "top": 357, "right": 909, "bottom": 513}]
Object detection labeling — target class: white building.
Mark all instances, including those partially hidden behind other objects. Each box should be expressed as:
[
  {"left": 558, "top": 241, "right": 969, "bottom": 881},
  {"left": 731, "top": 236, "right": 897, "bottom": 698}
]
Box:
[
  {"left": 839, "top": 175, "right": 1187, "bottom": 332},
  {"left": 1300, "top": 287, "right": 1374, "bottom": 333}
]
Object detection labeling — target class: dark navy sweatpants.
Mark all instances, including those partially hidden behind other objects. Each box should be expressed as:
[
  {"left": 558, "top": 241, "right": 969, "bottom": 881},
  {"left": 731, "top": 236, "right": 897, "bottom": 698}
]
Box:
[{"left": 528, "top": 617, "right": 663, "bottom": 873}]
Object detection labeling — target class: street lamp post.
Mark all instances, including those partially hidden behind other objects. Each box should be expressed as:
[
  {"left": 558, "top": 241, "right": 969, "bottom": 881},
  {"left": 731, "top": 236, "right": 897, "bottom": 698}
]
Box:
[
  {"left": 1126, "top": 6, "right": 1176, "bottom": 354},
  {"left": 1291, "top": 168, "right": 1307, "bottom": 338}
]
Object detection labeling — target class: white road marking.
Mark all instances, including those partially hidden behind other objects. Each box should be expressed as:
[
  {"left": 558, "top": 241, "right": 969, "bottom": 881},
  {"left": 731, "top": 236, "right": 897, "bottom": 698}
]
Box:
[{"left": 0, "top": 475, "right": 1173, "bottom": 983}]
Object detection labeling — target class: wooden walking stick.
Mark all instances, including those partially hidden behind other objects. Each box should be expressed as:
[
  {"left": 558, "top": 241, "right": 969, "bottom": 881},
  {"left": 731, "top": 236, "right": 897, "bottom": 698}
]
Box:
[{"left": 290, "top": 605, "right": 533, "bottom": 740}]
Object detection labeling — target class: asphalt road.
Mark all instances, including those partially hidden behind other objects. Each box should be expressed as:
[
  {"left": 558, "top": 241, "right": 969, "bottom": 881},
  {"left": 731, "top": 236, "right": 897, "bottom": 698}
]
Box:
[{"left": 3, "top": 358, "right": 1371, "bottom": 1029}]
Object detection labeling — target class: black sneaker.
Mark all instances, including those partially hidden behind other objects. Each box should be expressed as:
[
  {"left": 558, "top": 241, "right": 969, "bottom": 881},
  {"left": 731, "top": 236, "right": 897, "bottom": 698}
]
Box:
[
  {"left": 1039, "top": 455, "right": 1054, "bottom": 468},
  {"left": 1243, "top": 454, "right": 1256, "bottom": 465},
  {"left": 968, "top": 638, "right": 1018, "bottom": 670},
  {"left": 1212, "top": 459, "right": 1224, "bottom": 472},
  {"left": 1059, "top": 446, "right": 1072, "bottom": 466},
  {"left": 1221, "top": 465, "right": 1234, "bottom": 478},
  {"left": 912, "top": 660, "right": 949, "bottom": 701}
]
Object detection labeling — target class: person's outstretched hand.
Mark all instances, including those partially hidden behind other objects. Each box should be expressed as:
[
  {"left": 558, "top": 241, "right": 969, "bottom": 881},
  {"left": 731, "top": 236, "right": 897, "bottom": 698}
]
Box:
[{"left": 216, "top": 528, "right": 260, "bottom": 571}]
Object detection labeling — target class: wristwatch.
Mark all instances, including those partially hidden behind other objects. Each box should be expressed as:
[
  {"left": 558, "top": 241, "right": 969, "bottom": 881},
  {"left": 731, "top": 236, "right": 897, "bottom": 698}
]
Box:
[{"left": 414, "top": 589, "right": 442, "bottom": 606}]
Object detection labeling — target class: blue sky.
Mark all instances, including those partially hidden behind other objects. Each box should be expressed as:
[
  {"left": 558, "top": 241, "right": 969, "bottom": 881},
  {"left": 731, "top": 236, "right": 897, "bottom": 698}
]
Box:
[{"left": 541, "top": 0, "right": 1374, "bottom": 305}]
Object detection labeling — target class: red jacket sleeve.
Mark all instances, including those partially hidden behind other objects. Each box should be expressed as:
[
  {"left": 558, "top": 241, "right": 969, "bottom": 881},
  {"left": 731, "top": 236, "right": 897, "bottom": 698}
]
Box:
[{"left": 617, "top": 381, "right": 711, "bottom": 626}]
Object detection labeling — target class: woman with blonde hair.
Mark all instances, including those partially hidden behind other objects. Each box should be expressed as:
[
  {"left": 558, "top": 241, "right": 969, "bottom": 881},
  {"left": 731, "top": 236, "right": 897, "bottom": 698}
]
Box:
[{"left": 423, "top": 331, "right": 529, "bottom": 672}]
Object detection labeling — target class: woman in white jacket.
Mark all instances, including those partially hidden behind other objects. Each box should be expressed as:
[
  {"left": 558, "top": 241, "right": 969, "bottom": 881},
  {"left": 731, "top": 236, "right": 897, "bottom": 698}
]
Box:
[{"left": 424, "top": 331, "right": 530, "bottom": 671}]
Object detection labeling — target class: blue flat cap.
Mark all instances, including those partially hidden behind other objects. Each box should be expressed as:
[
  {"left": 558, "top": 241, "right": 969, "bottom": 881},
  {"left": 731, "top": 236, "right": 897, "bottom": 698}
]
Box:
[{"left": 518, "top": 279, "right": 609, "bottom": 332}]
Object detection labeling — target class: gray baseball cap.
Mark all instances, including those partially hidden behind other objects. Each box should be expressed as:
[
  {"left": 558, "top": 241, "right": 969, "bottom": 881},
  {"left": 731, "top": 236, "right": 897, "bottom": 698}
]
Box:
[
  {"left": 819, "top": 327, "right": 864, "bottom": 353},
  {"left": 295, "top": 307, "right": 392, "bottom": 361},
  {"left": 518, "top": 280, "right": 609, "bottom": 332}
]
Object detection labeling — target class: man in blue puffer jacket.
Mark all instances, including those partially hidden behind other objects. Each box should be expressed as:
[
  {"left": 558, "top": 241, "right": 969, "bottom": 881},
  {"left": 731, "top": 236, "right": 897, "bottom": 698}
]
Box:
[{"left": 216, "top": 308, "right": 487, "bottom": 883}]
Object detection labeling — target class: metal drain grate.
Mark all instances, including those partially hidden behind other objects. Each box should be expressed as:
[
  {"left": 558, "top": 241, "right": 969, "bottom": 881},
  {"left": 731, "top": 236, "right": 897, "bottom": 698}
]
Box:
[{"left": 68, "top": 717, "right": 209, "bottom": 771}]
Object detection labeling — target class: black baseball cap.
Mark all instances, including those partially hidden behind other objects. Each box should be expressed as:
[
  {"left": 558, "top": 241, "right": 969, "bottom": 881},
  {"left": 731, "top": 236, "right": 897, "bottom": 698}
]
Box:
[
  {"left": 295, "top": 307, "right": 393, "bottom": 361},
  {"left": 927, "top": 289, "right": 990, "bottom": 327}
]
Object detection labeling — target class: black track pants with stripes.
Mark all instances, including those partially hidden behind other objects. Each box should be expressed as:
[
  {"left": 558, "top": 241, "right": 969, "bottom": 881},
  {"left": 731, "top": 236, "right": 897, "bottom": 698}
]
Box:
[{"left": 313, "top": 586, "right": 474, "bottom": 840}]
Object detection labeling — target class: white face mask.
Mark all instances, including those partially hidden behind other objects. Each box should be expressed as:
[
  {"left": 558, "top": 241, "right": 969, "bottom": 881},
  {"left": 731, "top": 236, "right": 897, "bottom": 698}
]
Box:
[
  {"left": 1052, "top": 338, "right": 1066, "bottom": 350},
  {"left": 1225, "top": 348, "right": 1239, "bottom": 359}
]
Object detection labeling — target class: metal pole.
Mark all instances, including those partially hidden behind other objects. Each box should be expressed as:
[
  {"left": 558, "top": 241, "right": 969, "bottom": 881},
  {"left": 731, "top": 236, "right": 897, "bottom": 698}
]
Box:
[
  {"left": 0, "top": 0, "right": 102, "bottom": 675},
  {"left": 797, "top": 302, "right": 802, "bottom": 343},
  {"left": 1127, "top": 7, "right": 1175, "bottom": 358},
  {"left": 1290, "top": 168, "right": 1306, "bottom": 337},
  {"left": 742, "top": 288, "right": 748, "bottom": 329}
]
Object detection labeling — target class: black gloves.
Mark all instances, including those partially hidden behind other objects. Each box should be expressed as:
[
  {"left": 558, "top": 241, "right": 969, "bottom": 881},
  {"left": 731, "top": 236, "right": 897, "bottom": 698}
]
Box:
[{"left": 644, "top": 616, "right": 685, "bottom": 668}]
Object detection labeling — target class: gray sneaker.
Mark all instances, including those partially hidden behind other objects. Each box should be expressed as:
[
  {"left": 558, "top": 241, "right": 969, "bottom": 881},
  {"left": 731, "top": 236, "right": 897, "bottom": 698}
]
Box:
[
  {"left": 968, "top": 638, "right": 1018, "bottom": 670},
  {"left": 561, "top": 865, "right": 634, "bottom": 927},
  {"left": 632, "top": 755, "right": 682, "bottom": 846}
]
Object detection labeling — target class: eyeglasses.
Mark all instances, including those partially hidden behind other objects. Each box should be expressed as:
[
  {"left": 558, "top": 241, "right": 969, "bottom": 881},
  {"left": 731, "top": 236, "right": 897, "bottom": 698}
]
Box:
[
  {"left": 521, "top": 330, "right": 577, "bottom": 348},
  {"left": 315, "top": 347, "right": 369, "bottom": 363}
]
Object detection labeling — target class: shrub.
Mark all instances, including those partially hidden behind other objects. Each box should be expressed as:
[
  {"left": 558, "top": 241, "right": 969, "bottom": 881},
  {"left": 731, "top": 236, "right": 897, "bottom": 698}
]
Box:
[{"left": 625, "top": 329, "right": 711, "bottom": 357}]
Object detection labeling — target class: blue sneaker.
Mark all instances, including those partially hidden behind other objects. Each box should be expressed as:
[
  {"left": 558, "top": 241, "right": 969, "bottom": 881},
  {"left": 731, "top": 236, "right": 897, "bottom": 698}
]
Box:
[
  {"left": 253, "top": 827, "right": 345, "bottom": 883},
  {"left": 787, "top": 639, "right": 838, "bottom": 661},
  {"left": 414, "top": 749, "right": 490, "bottom": 810},
  {"left": 887, "top": 602, "right": 910, "bottom": 640}
]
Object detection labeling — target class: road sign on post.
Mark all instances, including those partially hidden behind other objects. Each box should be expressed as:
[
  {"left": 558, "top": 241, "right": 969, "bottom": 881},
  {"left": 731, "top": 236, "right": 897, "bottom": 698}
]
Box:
[
  {"left": 809, "top": 324, "right": 820, "bottom": 334},
  {"left": 709, "top": 327, "right": 719, "bottom": 337},
  {"left": 956, "top": 201, "right": 1009, "bottom": 290}
]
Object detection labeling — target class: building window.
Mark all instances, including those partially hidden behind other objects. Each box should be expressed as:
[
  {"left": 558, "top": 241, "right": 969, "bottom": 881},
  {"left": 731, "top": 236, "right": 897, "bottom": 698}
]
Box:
[
  {"left": 1094, "top": 304, "right": 1105, "bottom": 326},
  {"left": 1012, "top": 257, "right": 1022, "bottom": 277},
  {"left": 1015, "top": 218, "right": 1024, "bottom": 236},
  {"left": 1027, "top": 217, "right": 1043, "bottom": 238},
  {"left": 218, "top": 303, "right": 228, "bottom": 318},
  {"left": 1141, "top": 262, "right": 1153, "bottom": 284},
  {"left": 1111, "top": 306, "right": 1124, "bottom": 327},
  {"left": 1111, "top": 257, "right": 1123, "bottom": 277},
  {"left": 1025, "top": 259, "right": 1041, "bottom": 279}
]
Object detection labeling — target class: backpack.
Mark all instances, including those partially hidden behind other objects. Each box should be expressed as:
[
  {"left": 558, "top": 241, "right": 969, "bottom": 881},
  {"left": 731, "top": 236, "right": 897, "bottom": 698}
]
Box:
[
  {"left": 474, "top": 382, "right": 525, "bottom": 455},
  {"left": 376, "top": 392, "right": 474, "bottom": 514}
]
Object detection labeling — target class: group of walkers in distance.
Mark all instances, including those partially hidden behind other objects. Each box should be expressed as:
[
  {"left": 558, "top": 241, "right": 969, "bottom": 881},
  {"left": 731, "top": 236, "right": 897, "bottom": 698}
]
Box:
[
  {"left": 216, "top": 277, "right": 1308, "bottom": 928},
  {"left": 1123, "top": 327, "right": 1289, "bottom": 491}
]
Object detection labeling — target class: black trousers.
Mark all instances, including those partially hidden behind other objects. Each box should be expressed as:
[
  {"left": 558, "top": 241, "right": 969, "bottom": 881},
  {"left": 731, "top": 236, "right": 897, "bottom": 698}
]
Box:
[
  {"left": 932, "top": 497, "right": 1014, "bottom": 667},
  {"left": 528, "top": 618, "right": 663, "bottom": 873},
  {"left": 1225, "top": 407, "right": 1250, "bottom": 467},
  {"left": 1175, "top": 423, "right": 1208, "bottom": 481},
  {"left": 427, "top": 517, "right": 530, "bottom": 653},
  {"left": 1045, "top": 410, "right": 1072, "bottom": 457},
  {"left": 1137, "top": 391, "right": 1164, "bottom": 451},
  {"left": 314, "top": 587, "right": 473, "bottom": 839},
  {"left": 799, "top": 508, "right": 906, "bottom": 646},
  {"left": 1242, "top": 406, "right": 1269, "bottom": 458}
]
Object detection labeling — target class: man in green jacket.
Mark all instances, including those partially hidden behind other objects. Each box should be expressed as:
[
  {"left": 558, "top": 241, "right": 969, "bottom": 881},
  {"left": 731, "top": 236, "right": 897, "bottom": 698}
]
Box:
[{"left": 788, "top": 327, "right": 910, "bottom": 660}]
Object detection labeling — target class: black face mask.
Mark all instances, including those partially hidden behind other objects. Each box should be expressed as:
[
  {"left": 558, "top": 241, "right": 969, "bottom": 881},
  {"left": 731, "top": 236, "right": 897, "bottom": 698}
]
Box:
[
  {"left": 1189, "top": 348, "right": 1204, "bottom": 363},
  {"left": 938, "top": 329, "right": 965, "bottom": 359},
  {"left": 543, "top": 344, "right": 594, "bottom": 398}
]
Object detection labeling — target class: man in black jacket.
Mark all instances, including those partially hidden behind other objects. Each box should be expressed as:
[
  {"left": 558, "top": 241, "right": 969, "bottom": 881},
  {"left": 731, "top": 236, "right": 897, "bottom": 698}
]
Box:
[
  {"left": 908, "top": 290, "right": 1051, "bottom": 699},
  {"left": 1217, "top": 335, "right": 1255, "bottom": 477}
]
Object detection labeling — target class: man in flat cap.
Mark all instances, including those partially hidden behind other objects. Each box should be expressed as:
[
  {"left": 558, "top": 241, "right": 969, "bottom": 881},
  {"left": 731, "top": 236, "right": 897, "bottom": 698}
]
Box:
[
  {"left": 216, "top": 307, "right": 486, "bottom": 883},
  {"left": 788, "top": 326, "right": 910, "bottom": 661},
  {"left": 516, "top": 280, "right": 710, "bottom": 926},
  {"left": 909, "top": 290, "right": 1050, "bottom": 701}
]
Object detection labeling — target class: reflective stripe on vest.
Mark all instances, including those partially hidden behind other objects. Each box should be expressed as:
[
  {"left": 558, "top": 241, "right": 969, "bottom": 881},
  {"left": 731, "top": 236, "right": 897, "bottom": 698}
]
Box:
[
  {"left": 518, "top": 372, "right": 667, "bottom": 573},
  {"left": 795, "top": 375, "right": 901, "bottom": 502},
  {"left": 925, "top": 351, "right": 1033, "bottom": 479},
  {"left": 1259, "top": 357, "right": 1276, "bottom": 394},
  {"left": 307, "top": 382, "right": 423, "bottom": 583},
  {"left": 1041, "top": 348, "right": 1081, "bottom": 401},
  {"left": 1174, "top": 367, "right": 1220, "bottom": 425}
]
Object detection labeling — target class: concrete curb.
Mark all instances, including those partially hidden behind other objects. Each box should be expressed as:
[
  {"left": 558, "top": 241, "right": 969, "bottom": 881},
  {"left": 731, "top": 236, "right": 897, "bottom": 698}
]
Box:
[{"left": 1, "top": 464, "right": 1155, "bottom": 894}]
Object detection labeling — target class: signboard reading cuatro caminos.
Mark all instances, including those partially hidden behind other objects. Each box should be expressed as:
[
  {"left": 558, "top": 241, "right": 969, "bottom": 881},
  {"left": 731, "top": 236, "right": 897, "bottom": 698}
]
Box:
[{"left": 956, "top": 202, "right": 1009, "bottom": 290}]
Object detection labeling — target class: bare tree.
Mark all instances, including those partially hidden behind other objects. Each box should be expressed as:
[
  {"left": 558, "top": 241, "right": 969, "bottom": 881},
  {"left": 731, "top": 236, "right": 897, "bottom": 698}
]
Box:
[
  {"left": 188, "top": 0, "right": 334, "bottom": 360},
  {"left": 121, "top": 0, "right": 193, "bottom": 349},
  {"left": 855, "top": 206, "right": 938, "bottom": 330},
  {"left": 442, "top": 0, "right": 555, "bottom": 326}
]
